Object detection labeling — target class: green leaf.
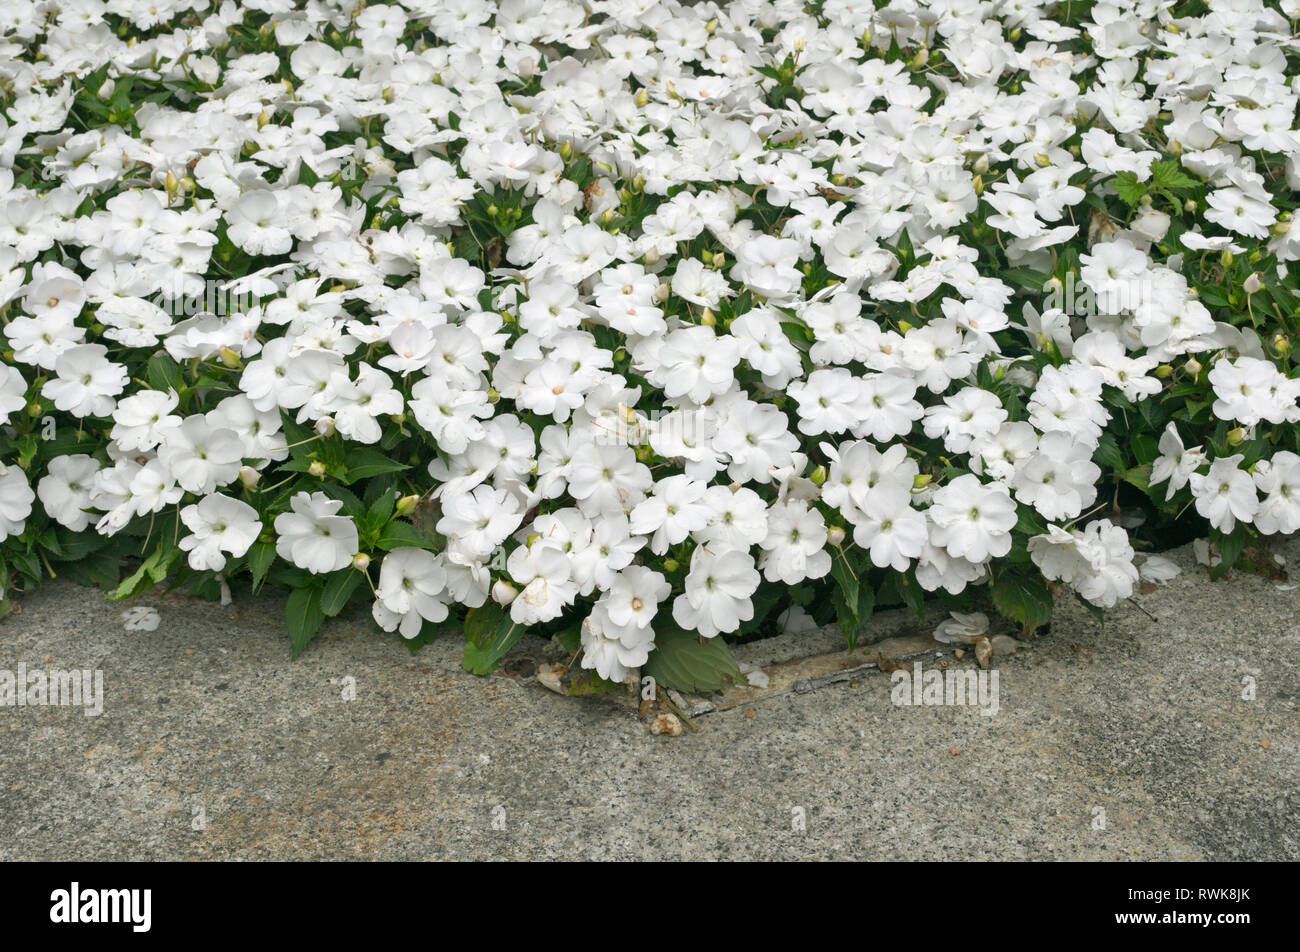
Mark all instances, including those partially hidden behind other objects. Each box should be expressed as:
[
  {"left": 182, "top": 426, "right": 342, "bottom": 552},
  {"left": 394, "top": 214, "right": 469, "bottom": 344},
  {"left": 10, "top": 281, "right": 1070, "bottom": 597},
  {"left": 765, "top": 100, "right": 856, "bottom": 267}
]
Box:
[
  {"left": 1093, "top": 433, "right": 1126, "bottom": 472},
  {"left": 286, "top": 585, "right": 326, "bottom": 658},
  {"left": 364, "top": 484, "right": 397, "bottom": 525},
  {"left": 341, "top": 447, "right": 410, "bottom": 483},
  {"left": 1122, "top": 465, "right": 1151, "bottom": 492},
  {"left": 992, "top": 573, "right": 1054, "bottom": 633},
  {"left": 320, "top": 569, "right": 362, "bottom": 616},
  {"left": 1113, "top": 171, "right": 1146, "bottom": 207},
  {"left": 401, "top": 616, "right": 444, "bottom": 654},
  {"left": 894, "top": 571, "right": 925, "bottom": 620},
  {"left": 643, "top": 623, "right": 744, "bottom": 693},
  {"left": 1002, "top": 267, "right": 1050, "bottom": 291},
  {"left": 566, "top": 670, "right": 622, "bottom": 696},
  {"left": 108, "top": 547, "right": 178, "bottom": 600},
  {"left": 829, "top": 548, "right": 859, "bottom": 616},
  {"left": 146, "top": 353, "right": 182, "bottom": 394},
  {"left": 247, "top": 540, "right": 275, "bottom": 593},
  {"left": 1149, "top": 159, "right": 1198, "bottom": 192},
  {"left": 54, "top": 528, "right": 107, "bottom": 561},
  {"left": 375, "top": 520, "right": 434, "bottom": 551},
  {"left": 1211, "top": 525, "right": 1249, "bottom": 578},
  {"left": 462, "top": 602, "right": 525, "bottom": 675},
  {"left": 1198, "top": 284, "right": 1229, "bottom": 308}
]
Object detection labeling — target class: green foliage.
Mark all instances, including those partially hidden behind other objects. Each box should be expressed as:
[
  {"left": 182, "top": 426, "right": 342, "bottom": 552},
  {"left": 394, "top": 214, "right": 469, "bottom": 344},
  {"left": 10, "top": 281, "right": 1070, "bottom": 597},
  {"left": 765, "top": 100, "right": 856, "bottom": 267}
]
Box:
[{"left": 644, "top": 623, "right": 745, "bottom": 693}]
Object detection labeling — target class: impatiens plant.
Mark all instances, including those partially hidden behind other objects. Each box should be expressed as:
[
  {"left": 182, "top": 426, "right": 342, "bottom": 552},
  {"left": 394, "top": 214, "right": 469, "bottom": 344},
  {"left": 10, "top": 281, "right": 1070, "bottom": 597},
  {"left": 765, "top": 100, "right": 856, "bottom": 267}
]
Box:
[{"left": 3, "top": 0, "right": 1300, "bottom": 694}]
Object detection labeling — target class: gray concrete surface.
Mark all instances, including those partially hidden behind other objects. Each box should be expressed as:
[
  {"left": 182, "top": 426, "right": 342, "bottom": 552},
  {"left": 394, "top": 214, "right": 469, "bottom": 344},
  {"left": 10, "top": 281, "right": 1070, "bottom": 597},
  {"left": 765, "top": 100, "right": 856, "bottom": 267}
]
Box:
[{"left": 0, "top": 537, "right": 1296, "bottom": 860}]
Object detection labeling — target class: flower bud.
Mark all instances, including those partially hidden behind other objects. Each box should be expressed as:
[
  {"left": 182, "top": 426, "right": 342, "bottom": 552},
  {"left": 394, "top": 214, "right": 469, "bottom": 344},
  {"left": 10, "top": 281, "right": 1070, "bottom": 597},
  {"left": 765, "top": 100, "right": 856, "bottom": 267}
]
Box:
[
  {"left": 1220, "top": 249, "right": 1235, "bottom": 267},
  {"left": 912, "top": 473, "right": 933, "bottom": 490},
  {"left": 700, "top": 308, "right": 716, "bottom": 326},
  {"left": 1154, "top": 363, "right": 1173, "bottom": 378},
  {"left": 352, "top": 553, "right": 371, "bottom": 571},
  {"left": 655, "top": 282, "right": 670, "bottom": 302},
  {"left": 395, "top": 494, "right": 420, "bottom": 516},
  {"left": 1226, "top": 427, "right": 1246, "bottom": 446},
  {"left": 492, "top": 579, "right": 518, "bottom": 605},
  {"left": 558, "top": 140, "right": 574, "bottom": 162},
  {"left": 1244, "top": 272, "right": 1262, "bottom": 295},
  {"left": 1185, "top": 357, "right": 1202, "bottom": 376},
  {"left": 1273, "top": 334, "right": 1292, "bottom": 356},
  {"left": 308, "top": 460, "right": 327, "bottom": 478},
  {"left": 809, "top": 464, "right": 827, "bottom": 485},
  {"left": 238, "top": 465, "right": 261, "bottom": 489},
  {"left": 257, "top": 109, "right": 270, "bottom": 128},
  {"left": 219, "top": 346, "right": 242, "bottom": 368},
  {"left": 315, "top": 416, "right": 336, "bottom": 437},
  {"left": 826, "top": 525, "right": 846, "bottom": 547},
  {"left": 662, "top": 558, "right": 680, "bottom": 573},
  {"left": 635, "top": 88, "right": 649, "bottom": 108}
]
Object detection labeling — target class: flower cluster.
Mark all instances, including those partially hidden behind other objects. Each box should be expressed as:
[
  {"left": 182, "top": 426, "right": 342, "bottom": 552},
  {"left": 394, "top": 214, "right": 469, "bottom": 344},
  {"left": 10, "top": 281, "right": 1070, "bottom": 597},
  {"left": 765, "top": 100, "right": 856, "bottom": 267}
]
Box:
[{"left": 2, "top": 0, "right": 1300, "bottom": 689}]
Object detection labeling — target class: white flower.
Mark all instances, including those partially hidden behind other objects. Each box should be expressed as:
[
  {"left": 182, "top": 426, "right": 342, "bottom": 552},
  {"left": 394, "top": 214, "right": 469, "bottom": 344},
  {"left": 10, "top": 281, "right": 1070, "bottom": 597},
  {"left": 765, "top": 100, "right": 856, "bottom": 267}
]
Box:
[
  {"left": 0, "top": 365, "right": 26, "bottom": 425},
  {"left": 179, "top": 494, "right": 262, "bottom": 572},
  {"left": 373, "top": 548, "right": 449, "bottom": 638},
  {"left": 672, "top": 547, "right": 760, "bottom": 639},
  {"left": 274, "top": 492, "right": 359, "bottom": 574},
  {"left": 37, "top": 454, "right": 100, "bottom": 532},
  {"left": 0, "top": 463, "right": 35, "bottom": 539},
  {"left": 42, "top": 344, "right": 126, "bottom": 418},
  {"left": 928, "top": 475, "right": 1018, "bottom": 563},
  {"left": 122, "top": 606, "right": 161, "bottom": 632},
  {"left": 1189, "top": 454, "right": 1258, "bottom": 534},
  {"left": 729, "top": 235, "right": 803, "bottom": 300},
  {"left": 507, "top": 540, "right": 578, "bottom": 626},
  {"left": 933, "top": 612, "right": 990, "bottom": 645}
]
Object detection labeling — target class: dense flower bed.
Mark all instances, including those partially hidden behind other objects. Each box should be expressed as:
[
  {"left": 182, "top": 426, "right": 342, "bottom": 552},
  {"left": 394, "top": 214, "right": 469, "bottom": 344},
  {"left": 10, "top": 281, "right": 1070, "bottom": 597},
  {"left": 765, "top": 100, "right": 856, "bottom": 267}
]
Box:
[{"left": 2, "top": 0, "right": 1299, "bottom": 691}]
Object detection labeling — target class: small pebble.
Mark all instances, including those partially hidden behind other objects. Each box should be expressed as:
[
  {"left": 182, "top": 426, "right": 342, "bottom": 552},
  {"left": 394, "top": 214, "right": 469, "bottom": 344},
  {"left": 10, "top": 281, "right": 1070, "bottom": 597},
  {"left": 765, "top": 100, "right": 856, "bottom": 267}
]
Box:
[{"left": 649, "top": 713, "right": 683, "bottom": 736}]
